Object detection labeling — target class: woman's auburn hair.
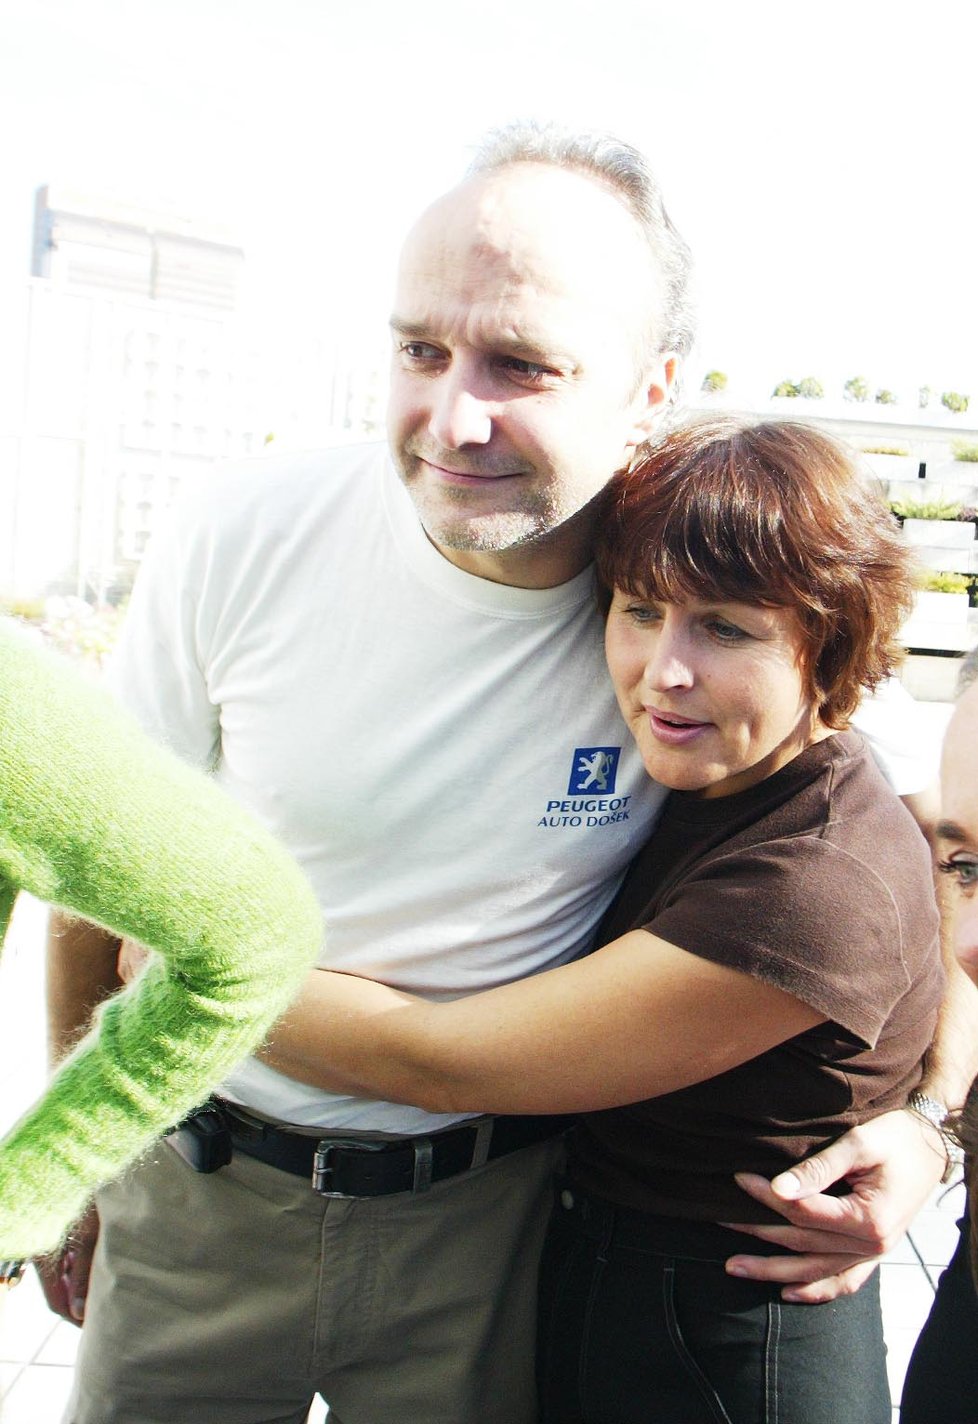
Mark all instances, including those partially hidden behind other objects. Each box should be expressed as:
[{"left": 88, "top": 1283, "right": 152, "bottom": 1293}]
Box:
[{"left": 594, "top": 416, "right": 916, "bottom": 728}]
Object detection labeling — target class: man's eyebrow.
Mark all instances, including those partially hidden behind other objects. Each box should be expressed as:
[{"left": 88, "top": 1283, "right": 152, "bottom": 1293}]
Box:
[
  {"left": 936, "top": 819, "right": 970, "bottom": 842},
  {"left": 389, "top": 315, "right": 576, "bottom": 367},
  {"left": 389, "top": 317, "right": 429, "bottom": 337}
]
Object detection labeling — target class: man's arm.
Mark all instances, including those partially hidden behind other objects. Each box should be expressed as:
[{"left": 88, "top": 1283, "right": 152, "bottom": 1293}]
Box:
[
  {"left": 47, "top": 912, "right": 123, "bottom": 1063},
  {"left": 37, "top": 911, "right": 122, "bottom": 1323},
  {"left": 727, "top": 873, "right": 978, "bottom": 1303}
]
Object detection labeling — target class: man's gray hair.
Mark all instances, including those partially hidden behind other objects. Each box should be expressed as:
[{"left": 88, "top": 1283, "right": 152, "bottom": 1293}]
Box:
[{"left": 468, "top": 121, "right": 695, "bottom": 364}]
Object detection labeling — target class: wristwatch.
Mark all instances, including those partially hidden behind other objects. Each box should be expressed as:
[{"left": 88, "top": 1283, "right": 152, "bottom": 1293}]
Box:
[{"left": 907, "top": 1090, "right": 965, "bottom": 1184}]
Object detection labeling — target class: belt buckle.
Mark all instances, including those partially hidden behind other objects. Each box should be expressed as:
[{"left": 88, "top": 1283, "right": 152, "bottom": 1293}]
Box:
[
  {"left": 312, "top": 1136, "right": 390, "bottom": 1198},
  {"left": 312, "top": 1135, "right": 435, "bottom": 1197}
]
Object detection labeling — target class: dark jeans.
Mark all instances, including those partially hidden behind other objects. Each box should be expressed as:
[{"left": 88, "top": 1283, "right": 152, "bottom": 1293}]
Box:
[
  {"left": 900, "top": 1207, "right": 978, "bottom": 1423},
  {"left": 537, "top": 1182, "right": 891, "bottom": 1424}
]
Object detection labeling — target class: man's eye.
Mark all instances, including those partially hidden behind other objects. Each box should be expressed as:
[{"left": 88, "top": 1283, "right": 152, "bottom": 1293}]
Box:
[
  {"left": 398, "top": 341, "right": 443, "bottom": 362},
  {"left": 498, "top": 357, "right": 554, "bottom": 384},
  {"left": 938, "top": 856, "right": 978, "bottom": 892}
]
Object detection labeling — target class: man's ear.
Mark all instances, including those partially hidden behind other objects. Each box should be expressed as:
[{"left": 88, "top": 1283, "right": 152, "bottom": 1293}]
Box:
[{"left": 627, "top": 352, "right": 680, "bottom": 445}]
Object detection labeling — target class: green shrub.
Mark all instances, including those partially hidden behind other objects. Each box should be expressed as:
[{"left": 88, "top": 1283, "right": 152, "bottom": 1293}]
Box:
[
  {"left": 0, "top": 597, "right": 127, "bottom": 667},
  {"left": 0, "top": 596, "right": 45, "bottom": 622},
  {"left": 797, "top": 376, "right": 824, "bottom": 399},
  {"left": 952, "top": 440, "right": 978, "bottom": 463},
  {"left": 942, "top": 391, "right": 970, "bottom": 414},
  {"left": 891, "top": 497, "right": 962, "bottom": 520},
  {"left": 844, "top": 375, "right": 870, "bottom": 402},
  {"left": 862, "top": 444, "right": 909, "bottom": 456},
  {"left": 875, "top": 388, "right": 897, "bottom": 405},
  {"left": 701, "top": 370, "right": 728, "bottom": 393},
  {"left": 919, "top": 571, "right": 970, "bottom": 594},
  {"left": 772, "top": 379, "right": 799, "bottom": 398}
]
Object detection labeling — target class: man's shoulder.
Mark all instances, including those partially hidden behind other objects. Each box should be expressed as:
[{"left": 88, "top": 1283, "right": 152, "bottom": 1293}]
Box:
[
  {"left": 160, "top": 441, "right": 392, "bottom": 560},
  {"left": 202, "top": 440, "right": 390, "bottom": 512},
  {"left": 849, "top": 676, "right": 940, "bottom": 796}
]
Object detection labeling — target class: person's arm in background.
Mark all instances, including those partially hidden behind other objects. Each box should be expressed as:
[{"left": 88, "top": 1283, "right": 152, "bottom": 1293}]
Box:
[
  {"left": 36, "top": 914, "right": 123, "bottom": 1322},
  {"left": 0, "top": 628, "right": 322, "bottom": 1300},
  {"left": 35, "top": 483, "right": 227, "bottom": 1323}
]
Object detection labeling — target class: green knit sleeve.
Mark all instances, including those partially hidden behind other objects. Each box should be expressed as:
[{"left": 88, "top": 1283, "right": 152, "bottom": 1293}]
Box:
[{"left": 0, "top": 622, "right": 323, "bottom": 1259}]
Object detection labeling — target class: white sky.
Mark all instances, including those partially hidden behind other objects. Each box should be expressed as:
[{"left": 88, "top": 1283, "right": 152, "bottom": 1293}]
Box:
[{"left": 1, "top": 0, "right": 976, "bottom": 404}]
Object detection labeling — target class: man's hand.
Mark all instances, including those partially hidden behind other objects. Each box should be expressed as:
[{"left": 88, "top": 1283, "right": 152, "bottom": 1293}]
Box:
[
  {"left": 722, "top": 1109, "right": 946, "bottom": 1303},
  {"left": 34, "top": 1205, "right": 100, "bottom": 1326}
]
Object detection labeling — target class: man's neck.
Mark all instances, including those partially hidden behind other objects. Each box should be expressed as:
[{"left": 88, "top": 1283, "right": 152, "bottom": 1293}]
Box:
[{"left": 427, "top": 507, "right": 598, "bottom": 590}]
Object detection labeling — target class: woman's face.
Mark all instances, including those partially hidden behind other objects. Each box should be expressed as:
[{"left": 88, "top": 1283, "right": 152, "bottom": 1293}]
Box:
[
  {"left": 604, "top": 589, "right": 824, "bottom": 798},
  {"left": 939, "top": 683, "right": 978, "bottom": 981}
]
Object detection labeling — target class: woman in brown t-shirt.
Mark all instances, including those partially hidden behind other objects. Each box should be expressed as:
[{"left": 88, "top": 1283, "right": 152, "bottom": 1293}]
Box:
[{"left": 268, "top": 417, "right": 943, "bottom": 1423}]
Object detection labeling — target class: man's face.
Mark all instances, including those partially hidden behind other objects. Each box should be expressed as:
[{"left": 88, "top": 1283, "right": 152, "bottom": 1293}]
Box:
[
  {"left": 387, "top": 163, "right": 675, "bottom": 585},
  {"left": 939, "top": 682, "right": 978, "bottom": 981}
]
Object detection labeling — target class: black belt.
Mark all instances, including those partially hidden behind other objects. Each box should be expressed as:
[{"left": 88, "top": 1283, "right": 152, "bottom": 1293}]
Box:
[{"left": 216, "top": 1100, "right": 568, "bottom": 1198}]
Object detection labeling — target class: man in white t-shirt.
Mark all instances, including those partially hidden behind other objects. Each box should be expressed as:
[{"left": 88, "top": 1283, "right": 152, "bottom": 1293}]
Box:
[{"left": 44, "top": 123, "right": 974, "bottom": 1424}]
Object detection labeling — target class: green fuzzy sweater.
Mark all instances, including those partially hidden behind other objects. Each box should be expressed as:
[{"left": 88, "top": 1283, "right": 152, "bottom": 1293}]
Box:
[{"left": 0, "top": 620, "right": 323, "bottom": 1260}]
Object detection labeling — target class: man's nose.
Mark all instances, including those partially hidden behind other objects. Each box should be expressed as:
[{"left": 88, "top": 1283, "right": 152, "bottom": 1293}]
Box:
[{"left": 427, "top": 369, "right": 493, "bottom": 448}]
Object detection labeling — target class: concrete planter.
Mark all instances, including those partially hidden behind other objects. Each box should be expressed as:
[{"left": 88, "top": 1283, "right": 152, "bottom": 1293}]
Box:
[
  {"left": 910, "top": 545, "right": 978, "bottom": 575},
  {"left": 903, "top": 518, "right": 975, "bottom": 548},
  {"left": 901, "top": 589, "right": 974, "bottom": 652},
  {"left": 912, "top": 590, "right": 971, "bottom": 623},
  {"left": 927, "top": 460, "right": 978, "bottom": 485},
  {"left": 863, "top": 453, "right": 918, "bottom": 483}
]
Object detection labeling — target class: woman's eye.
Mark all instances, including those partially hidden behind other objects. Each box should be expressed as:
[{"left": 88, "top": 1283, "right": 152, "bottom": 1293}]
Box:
[
  {"left": 938, "top": 856, "right": 978, "bottom": 892},
  {"left": 707, "top": 618, "right": 747, "bottom": 643},
  {"left": 623, "top": 604, "right": 661, "bottom": 624}
]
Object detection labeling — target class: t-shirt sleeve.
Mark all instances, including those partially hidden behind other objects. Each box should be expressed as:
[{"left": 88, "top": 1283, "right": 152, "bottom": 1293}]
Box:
[
  {"left": 850, "top": 676, "right": 940, "bottom": 795},
  {"left": 107, "top": 480, "right": 222, "bottom": 770},
  {"left": 645, "top": 836, "right": 911, "bottom": 1046}
]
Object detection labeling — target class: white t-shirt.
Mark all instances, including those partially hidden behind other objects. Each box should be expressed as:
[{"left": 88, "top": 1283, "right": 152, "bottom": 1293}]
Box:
[{"left": 110, "top": 443, "right": 938, "bottom": 1130}]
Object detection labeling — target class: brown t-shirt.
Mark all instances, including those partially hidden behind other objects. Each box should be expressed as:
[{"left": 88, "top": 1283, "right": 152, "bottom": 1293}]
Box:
[{"left": 570, "top": 731, "right": 944, "bottom": 1222}]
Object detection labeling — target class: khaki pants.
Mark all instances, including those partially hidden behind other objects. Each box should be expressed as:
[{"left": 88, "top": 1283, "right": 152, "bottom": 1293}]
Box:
[{"left": 65, "top": 1130, "right": 563, "bottom": 1424}]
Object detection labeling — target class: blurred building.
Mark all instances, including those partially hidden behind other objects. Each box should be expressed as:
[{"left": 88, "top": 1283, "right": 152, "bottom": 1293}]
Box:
[
  {"left": 0, "top": 187, "right": 384, "bottom": 601},
  {"left": 32, "top": 185, "right": 244, "bottom": 310}
]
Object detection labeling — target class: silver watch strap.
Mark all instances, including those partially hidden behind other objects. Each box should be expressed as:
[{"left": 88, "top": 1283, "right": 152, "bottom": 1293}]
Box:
[{"left": 907, "top": 1090, "right": 964, "bottom": 1183}]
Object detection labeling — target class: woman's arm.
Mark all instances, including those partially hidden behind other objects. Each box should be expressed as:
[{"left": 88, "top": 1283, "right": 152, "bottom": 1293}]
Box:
[
  {"left": 0, "top": 628, "right": 323, "bottom": 1261},
  {"left": 264, "top": 930, "right": 823, "bottom": 1115}
]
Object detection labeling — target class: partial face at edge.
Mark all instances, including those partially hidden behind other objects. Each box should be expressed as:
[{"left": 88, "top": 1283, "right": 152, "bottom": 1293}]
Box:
[
  {"left": 939, "top": 682, "right": 978, "bottom": 979},
  {"left": 605, "top": 591, "right": 823, "bottom": 799},
  {"left": 386, "top": 164, "right": 675, "bottom": 577}
]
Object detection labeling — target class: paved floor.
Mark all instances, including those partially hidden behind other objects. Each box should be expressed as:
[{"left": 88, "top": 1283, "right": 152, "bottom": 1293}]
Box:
[{"left": 0, "top": 673, "right": 966, "bottom": 1420}]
